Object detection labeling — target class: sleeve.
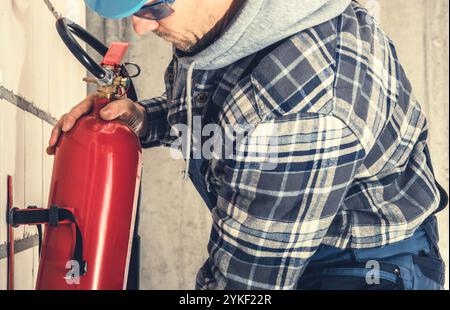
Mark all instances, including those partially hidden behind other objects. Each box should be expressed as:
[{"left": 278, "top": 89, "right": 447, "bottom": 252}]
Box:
[
  {"left": 138, "top": 95, "right": 173, "bottom": 148},
  {"left": 196, "top": 113, "right": 366, "bottom": 290}
]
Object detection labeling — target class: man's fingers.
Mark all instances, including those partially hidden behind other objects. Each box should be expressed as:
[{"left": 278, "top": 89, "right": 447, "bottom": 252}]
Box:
[
  {"left": 66, "top": 104, "right": 90, "bottom": 127},
  {"left": 47, "top": 94, "right": 97, "bottom": 154},
  {"left": 62, "top": 114, "right": 80, "bottom": 132},
  {"left": 99, "top": 99, "right": 132, "bottom": 121},
  {"left": 62, "top": 95, "right": 96, "bottom": 132},
  {"left": 47, "top": 97, "right": 142, "bottom": 155},
  {"left": 46, "top": 145, "right": 56, "bottom": 156},
  {"left": 99, "top": 99, "right": 146, "bottom": 136},
  {"left": 48, "top": 116, "right": 65, "bottom": 147}
]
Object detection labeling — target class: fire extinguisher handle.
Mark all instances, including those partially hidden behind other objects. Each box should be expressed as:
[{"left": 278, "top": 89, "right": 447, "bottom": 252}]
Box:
[
  {"left": 8, "top": 206, "right": 87, "bottom": 276},
  {"left": 56, "top": 17, "right": 108, "bottom": 81},
  {"left": 55, "top": 17, "right": 139, "bottom": 102}
]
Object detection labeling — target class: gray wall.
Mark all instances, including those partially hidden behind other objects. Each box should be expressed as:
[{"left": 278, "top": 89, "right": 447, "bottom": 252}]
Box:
[{"left": 87, "top": 0, "right": 449, "bottom": 289}]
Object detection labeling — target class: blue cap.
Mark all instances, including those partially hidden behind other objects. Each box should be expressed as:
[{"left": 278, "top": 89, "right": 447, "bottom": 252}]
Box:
[{"left": 84, "top": 0, "right": 149, "bottom": 19}]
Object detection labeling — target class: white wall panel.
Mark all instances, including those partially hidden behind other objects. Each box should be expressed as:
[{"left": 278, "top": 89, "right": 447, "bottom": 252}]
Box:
[
  {"left": 0, "top": 258, "right": 6, "bottom": 290},
  {"left": 24, "top": 113, "right": 43, "bottom": 238},
  {"left": 13, "top": 248, "right": 34, "bottom": 290},
  {"left": 42, "top": 123, "right": 53, "bottom": 208},
  {"left": 32, "top": 242, "right": 40, "bottom": 287},
  {"left": 0, "top": 101, "right": 5, "bottom": 246},
  {"left": 1, "top": 102, "right": 25, "bottom": 241},
  {"left": 0, "top": 0, "right": 34, "bottom": 102},
  {"left": 1, "top": 0, "right": 86, "bottom": 290},
  {"left": 32, "top": 0, "right": 52, "bottom": 112},
  {"left": 48, "top": 0, "right": 86, "bottom": 119}
]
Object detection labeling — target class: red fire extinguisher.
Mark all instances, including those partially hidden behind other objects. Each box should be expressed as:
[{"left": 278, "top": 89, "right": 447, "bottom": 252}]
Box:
[{"left": 8, "top": 17, "right": 142, "bottom": 290}]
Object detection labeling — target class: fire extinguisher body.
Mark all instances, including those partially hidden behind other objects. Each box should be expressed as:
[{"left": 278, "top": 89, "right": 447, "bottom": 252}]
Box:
[{"left": 36, "top": 97, "right": 142, "bottom": 290}]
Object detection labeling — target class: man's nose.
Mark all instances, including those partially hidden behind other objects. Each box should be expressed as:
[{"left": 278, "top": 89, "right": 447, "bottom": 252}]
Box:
[{"left": 131, "top": 16, "right": 159, "bottom": 35}]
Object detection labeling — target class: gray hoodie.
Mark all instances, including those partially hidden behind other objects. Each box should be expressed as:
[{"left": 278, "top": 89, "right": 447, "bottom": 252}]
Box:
[
  {"left": 178, "top": 0, "right": 352, "bottom": 70},
  {"left": 178, "top": 0, "right": 352, "bottom": 178}
]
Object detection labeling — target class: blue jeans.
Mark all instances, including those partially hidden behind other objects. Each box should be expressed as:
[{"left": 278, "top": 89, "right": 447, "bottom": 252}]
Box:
[
  {"left": 298, "top": 216, "right": 446, "bottom": 290},
  {"left": 188, "top": 159, "right": 446, "bottom": 290}
]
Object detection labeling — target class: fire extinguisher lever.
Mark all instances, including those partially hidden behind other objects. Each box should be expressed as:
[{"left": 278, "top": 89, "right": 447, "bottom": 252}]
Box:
[
  {"left": 55, "top": 16, "right": 140, "bottom": 102},
  {"left": 8, "top": 206, "right": 87, "bottom": 276}
]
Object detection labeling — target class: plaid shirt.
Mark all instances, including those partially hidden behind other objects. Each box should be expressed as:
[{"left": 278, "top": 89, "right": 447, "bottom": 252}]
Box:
[{"left": 139, "top": 2, "right": 445, "bottom": 289}]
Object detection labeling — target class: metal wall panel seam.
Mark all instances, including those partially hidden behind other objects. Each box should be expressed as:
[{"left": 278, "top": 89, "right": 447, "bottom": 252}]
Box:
[
  {"left": 0, "top": 86, "right": 57, "bottom": 126},
  {"left": 0, "top": 235, "right": 39, "bottom": 260}
]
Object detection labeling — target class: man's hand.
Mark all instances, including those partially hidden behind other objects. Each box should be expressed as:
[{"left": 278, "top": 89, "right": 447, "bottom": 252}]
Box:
[{"left": 47, "top": 94, "right": 148, "bottom": 155}]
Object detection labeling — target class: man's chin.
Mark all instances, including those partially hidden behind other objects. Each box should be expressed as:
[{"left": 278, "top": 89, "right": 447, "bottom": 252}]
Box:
[
  {"left": 152, "top": 30, "right": 193, "bottom": 52},
  {"left": 174, "top": 43, "right": 196, "bottom": 53}
]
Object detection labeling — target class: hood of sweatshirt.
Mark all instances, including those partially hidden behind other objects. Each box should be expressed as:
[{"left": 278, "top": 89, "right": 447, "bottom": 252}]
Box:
[
  {"left": 177, "top": 0, "right": 351, "bottom": 70},
  {"left": 179, "top": 0, "right": 352, "bottom": 179}
]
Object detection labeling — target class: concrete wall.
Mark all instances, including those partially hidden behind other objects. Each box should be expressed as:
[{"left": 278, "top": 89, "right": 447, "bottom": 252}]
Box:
[
  {"left": 87, "top": 0, "right": 449, "bottom": 290},
  {"left": 0, "top": 0, "right": 86, "bottom": 289}
]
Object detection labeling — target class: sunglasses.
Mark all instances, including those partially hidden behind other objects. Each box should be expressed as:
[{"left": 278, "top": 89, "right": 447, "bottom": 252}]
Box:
[{"left": 133, "top": 0, "right": 176, "bottom": 21}]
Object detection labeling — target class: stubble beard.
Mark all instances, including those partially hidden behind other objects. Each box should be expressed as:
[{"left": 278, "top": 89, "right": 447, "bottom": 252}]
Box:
[{"left": 153, "top": 28, "right": 196, "bottom": 52}]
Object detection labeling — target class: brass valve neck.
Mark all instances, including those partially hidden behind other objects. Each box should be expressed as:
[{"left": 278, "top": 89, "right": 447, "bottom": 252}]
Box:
[{"left": 83, "top": 65, "right": 129, "bottom": 100}]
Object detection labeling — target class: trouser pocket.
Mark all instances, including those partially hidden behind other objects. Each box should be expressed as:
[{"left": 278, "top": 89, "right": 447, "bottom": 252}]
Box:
[
  {"left": 298, "top": 261, "right": 405, "bottom": 290},
  {"left": 413, "top": 216, "right": 446, "bottom": 289},
  {"left": 412, "top": 249, "right": 446, "bottom": 289}
]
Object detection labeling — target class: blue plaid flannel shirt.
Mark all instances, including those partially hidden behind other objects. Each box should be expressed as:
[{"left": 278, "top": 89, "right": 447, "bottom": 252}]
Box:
[{"left": 139, "top": 2, "right": 446, "bottom": 289}]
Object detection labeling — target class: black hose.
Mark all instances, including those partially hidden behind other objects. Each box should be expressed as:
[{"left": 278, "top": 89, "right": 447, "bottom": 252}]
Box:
[
  {"left": 66, "top": 21, "right": 109, "bottom": 57},
  {"left": 56, "top": 17, "right": 107, "bottom": 80},
  {"left": 55, "top": 17, "right": 139, "bottom": 101}
]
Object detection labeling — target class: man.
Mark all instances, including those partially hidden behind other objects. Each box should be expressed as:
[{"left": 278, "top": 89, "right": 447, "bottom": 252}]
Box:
[{"left": 48, "top": 0, "right": 448, "bottom": 290}]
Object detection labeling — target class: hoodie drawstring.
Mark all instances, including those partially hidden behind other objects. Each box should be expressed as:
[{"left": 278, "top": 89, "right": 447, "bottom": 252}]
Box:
[{"left": 183, "top": 60, "right": 198, "bottom": 180}]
